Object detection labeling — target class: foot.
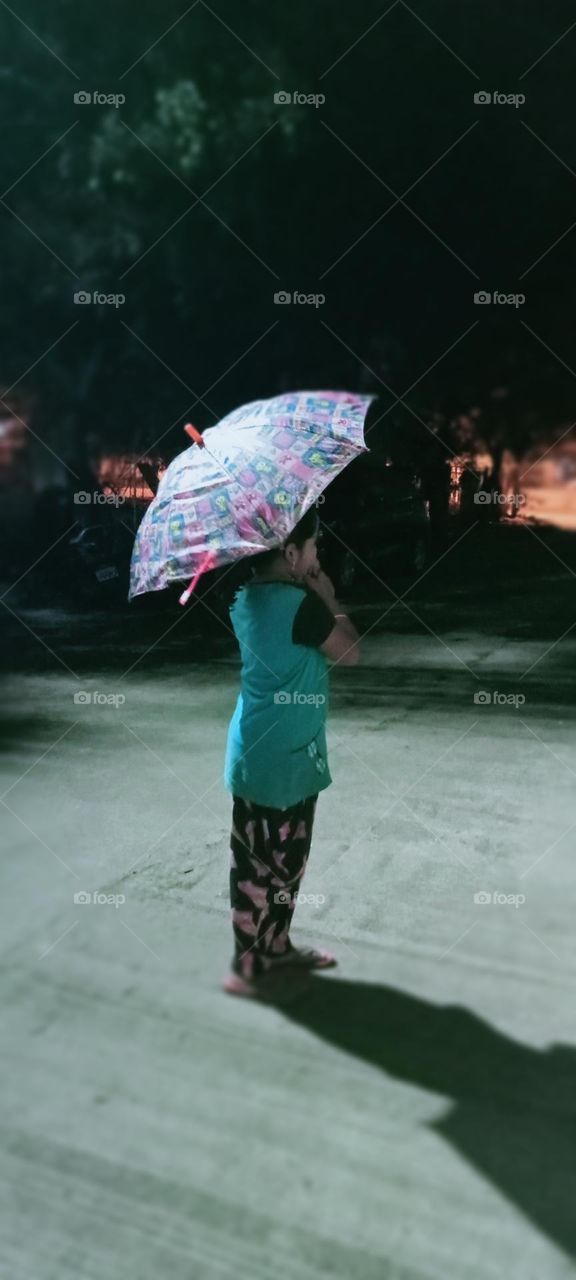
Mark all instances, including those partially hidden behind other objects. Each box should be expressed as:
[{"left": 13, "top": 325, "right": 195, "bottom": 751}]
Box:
[
  {"left": 222, "top": 967, "right": 313, "bottom": 1004},
  {"left": 222, "top": 971, "right": 262, "bottom": 999},
  {"left": 266, "top": 946, "right": 337, "bottom": 970}
]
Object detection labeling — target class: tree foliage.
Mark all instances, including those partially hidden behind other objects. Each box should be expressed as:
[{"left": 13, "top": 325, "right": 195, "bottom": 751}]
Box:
[{"left": 1, "top": 0, "right": 575, "bottom": 472}]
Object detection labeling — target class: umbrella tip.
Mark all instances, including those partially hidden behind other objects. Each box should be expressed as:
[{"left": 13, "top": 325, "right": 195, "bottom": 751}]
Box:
[{"left": 184, "top": 423, "right": 204, "bottom": 447}]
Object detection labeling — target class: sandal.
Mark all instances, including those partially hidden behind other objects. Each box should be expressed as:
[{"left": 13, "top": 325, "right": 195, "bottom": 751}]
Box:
[{"left": 266, "top": 946, "right": 337, "bottom": 970}]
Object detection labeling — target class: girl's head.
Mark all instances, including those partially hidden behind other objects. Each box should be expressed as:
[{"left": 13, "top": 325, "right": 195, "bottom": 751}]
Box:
[{"left": 254, "top": 506, "right": 320, "bottom": 582}]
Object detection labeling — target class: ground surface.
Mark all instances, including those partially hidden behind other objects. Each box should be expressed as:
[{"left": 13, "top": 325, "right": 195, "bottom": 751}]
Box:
[{"left": 1, "top": 523, "right": 575, "bottom": 1279}]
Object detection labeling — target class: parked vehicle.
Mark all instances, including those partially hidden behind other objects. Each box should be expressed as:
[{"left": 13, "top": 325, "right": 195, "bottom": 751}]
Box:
[{"left": 68, "top": 521, "right": 135, "bottom": 601}]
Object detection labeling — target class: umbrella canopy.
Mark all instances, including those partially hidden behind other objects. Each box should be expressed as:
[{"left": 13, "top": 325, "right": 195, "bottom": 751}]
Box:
[{"left": 128, "top": 390, "right": 376, "bottom": 600}]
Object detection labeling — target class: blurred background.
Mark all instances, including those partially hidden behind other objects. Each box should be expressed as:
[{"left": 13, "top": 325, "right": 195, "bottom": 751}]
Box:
[
  {"left": 2, "top": 6, "right": 576, "bottom": 1279},
  {"left": 2, "top": 0, "right": 576, "bottom": 620}
]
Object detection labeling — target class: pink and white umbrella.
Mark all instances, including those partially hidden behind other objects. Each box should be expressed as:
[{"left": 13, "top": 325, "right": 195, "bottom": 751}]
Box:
[{"left": 128, "top": 389, "right": 375, "bottom": 602}]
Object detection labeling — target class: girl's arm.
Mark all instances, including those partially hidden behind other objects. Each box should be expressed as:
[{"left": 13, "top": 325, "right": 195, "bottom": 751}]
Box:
[{"left": 306, "top": 570, "right": 361, "bottom": 666}]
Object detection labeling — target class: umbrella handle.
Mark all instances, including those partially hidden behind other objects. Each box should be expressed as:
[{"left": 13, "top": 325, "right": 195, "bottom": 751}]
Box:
[{"left": 179, "top": 549, "right": 215, "bottom": 606}]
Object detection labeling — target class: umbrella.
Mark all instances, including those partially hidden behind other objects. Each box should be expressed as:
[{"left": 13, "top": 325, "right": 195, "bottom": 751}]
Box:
[{"left": 128, "top": 389, "right": 376, "bottom": 601}]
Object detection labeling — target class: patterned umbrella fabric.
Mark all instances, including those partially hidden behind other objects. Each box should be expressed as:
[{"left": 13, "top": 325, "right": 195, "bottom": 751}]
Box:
[{"left": 128, "top": 390, "right": 375, "bottom": 600}]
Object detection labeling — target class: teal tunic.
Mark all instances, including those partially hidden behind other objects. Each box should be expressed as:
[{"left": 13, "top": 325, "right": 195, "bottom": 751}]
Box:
[{"left": 224, "top": 581, "right": 332, "bottom": 808}]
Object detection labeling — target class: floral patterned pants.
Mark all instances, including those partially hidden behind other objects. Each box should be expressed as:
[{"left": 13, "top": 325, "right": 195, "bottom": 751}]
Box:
[{"left": 229, "top": 793, "right": 318, "bottom": 979}]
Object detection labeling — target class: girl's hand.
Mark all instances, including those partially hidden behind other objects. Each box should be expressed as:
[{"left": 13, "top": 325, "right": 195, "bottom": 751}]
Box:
[{"left": 306, "top": 567, "right": 338, "bottom": 611}]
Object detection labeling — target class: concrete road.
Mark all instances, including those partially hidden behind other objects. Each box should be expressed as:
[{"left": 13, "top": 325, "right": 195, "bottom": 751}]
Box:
[{"left": 1, "top": 525, "right": 575, "bottom": 1278}]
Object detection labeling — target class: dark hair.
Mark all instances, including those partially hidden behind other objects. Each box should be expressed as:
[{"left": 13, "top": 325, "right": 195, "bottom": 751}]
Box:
[
  {"left": 221, "top": 505, "right": 319, "bottom": 606},
  {"left": 254, "top": 504, "right": 319, "bottom": 572}
]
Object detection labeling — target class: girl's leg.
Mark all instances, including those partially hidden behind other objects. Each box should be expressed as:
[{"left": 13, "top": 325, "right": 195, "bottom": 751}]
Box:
[
  {"left": 263, "top": 793, "right": 318, "bottom": 960},
  {"left": 229, "top": 795, "right": 276, "bottom": 981},
  {"left": 265, "top": 793, "right": 336, "bottom": 969},
  {"left": 228, "top": 793, "right": 318, "bottom": 982}
]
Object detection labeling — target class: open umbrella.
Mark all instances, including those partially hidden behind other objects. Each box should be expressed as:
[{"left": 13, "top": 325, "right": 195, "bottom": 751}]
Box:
[{"left": 128, "top": 390, "right": 376, "bottom": 601}]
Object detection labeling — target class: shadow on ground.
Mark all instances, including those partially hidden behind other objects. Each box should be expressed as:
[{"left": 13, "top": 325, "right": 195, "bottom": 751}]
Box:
[{"left": 264, "top": 972, "right": 576, "bottom": 1261}]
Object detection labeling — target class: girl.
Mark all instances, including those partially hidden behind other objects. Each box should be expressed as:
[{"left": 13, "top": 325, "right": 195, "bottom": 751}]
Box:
[{"left": 223, "top": 506, "right": 360, "bottom": 997}]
